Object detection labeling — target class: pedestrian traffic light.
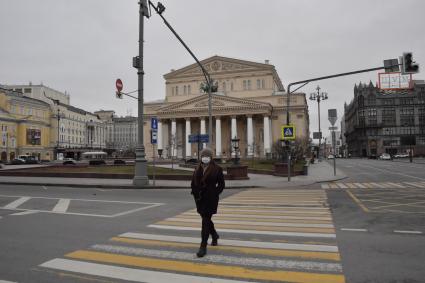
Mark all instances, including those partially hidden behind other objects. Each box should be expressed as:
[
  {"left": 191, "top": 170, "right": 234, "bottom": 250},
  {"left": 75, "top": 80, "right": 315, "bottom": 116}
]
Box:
[
  {"left": 402, "top": 52, "right": 419, "bottom": 74},
  {"left": 116, "top": 91, "right": 123, "bottom": 99}
]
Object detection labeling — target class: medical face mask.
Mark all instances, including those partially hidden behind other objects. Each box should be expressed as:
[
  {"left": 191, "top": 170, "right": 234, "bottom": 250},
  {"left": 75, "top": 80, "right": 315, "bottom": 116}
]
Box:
[{"left": 201, "top": 156, "right": 211, "bottom": 164}]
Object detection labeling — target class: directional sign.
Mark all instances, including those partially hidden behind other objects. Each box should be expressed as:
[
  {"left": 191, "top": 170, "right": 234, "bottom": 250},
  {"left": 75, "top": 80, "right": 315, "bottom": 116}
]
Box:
[
  {"left": 188, "top": 134, "right": 198, "bottom": 143},
  {"left": 329, "top": 126, "right": 338, "bottom": 130},
  {"left": 151, "top": 130, "right": 157, "bottom": 144},
  {"left": 116, "top": 79, "right": 123, "bottom": 92},
  {"left": 281, "top": 125, "right": 296, "bottom": 140},
  {"left": 199, "top": 134, "right": 209, "bottom": 143},
  {"left": 328, "top": 109, "right": 338, "bottom": 126},
  {"left": 151, "top": 117, "right": 158, "bottom": 130}
]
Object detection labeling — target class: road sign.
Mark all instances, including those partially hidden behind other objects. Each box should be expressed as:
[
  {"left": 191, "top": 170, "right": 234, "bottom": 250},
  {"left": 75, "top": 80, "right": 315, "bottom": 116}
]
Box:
[
  {"left": 328, "top": 109, "right": 337, "bottom": 126},
  {"left": 116, "top": 79, "right": 123, "bottom": 92},
  {"left": 329, "top": 126, "right": 338, "bottom": 130},
  {"left": 151, "top": 117, "right": 158, "bottom": 130},
  {"left": 199, "top": 134, "right": 209, "bottom": 143},
  {"left": 151, "top": 130, "right": 157, "bottom": 144},
  {"left": 188, "top": 134, "right": 198, "bottom": 143},
  {"left": 313, "top": 132, "right": 322, "bottom": 139},
  {"left": 281, "top": 125, "right": 296, "bottom": 140}
]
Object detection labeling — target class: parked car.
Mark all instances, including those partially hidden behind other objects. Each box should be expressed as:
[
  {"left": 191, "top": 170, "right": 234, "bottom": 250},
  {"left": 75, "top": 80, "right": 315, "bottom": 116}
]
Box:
[
  {"left": 62, "top": 158, "right": 76, "bottom": 165},
  {"left": 25, "top": 156, "right": 39, "bottom": 164},
  {"left": 10, "top": 158, "right": 26, "bottom": 165},
  {"left": 379, "top": 153, "right": 391, "bottom": 160},
  {"left": 113, "top": 159, "right": 126, "bottom": 165},
  {"left": 394, "top": 153, "right": 409, "bottom": 158},
  {"left": 327, "top": 154, "right": 335, "bottom": 159}
]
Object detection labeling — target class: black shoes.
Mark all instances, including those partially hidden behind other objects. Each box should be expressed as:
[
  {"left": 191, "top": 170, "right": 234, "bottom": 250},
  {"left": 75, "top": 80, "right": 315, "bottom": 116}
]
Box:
[
  {"left": 196, "top": 244, "right": 207, "bottom": 257},
  {"left": 211, "top": 234, "right": 219, "bottom": 246}
]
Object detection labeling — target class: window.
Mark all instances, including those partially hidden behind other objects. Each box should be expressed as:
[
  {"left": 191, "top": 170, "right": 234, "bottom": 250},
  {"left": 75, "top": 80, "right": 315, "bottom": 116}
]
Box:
[
  {"left": 184, "top": 85, "right": 187, "bottom": 95},
  {"left": 247, "top": 80, "right": 251, "bottom": 90},
  {"left": 257, "top": 79, "right": 261, "bottom": 89},
  {"left": 400, "top": 98, "right": 414, "bottom": 105},
  {"left": 222, "top": 82, "right": 226, "bottom": 91},
  {"left": 367, "top": 108, "right": 377, "bottom": 116},
  {"left": 14, "top": 88, "right": 22, "bottom": 93},
  {"left": 358, "top": 95, "right": 364, "bottom": 108},
  {"left": 24, "top": 88, "right": 31, "bottom": 94},
  {"left": 175, "top": 86, "right": 178, "bottom": 95},
  {"left": 230, "top": 82, "right": 234, "bottom": 91},
  {"left": 243, "top": 80, "right": 247, "bottom": 90},
  {"left": 188, "top": 85, "right": 191, "bottom": 94},
  {"left": 26, "top": 129, "right": 41, "bottom": 145},
  {"left": 262, "top": 79, "right": 265, "bottom": 89},
  {"left": 382, "top": 99, "right": 394, "bottom": 106}
]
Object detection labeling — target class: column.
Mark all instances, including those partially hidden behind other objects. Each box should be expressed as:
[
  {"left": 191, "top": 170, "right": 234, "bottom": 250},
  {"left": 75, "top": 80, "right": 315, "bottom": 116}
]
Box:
[
  {"left": 231, "top": 116, "right": 237, "bottom": 156},
  {"left": 185, "top": 118, "right": 191, "bottom": 158},
  {"left": 171, "top": 119, "right": 176, "bottom": 157},
  {"left": 200, "top": 117, "right": 206, "bottom": 148},
  {"left": 264, "top": 115, "right": 271, "bottom": 156},
  {"left": 215, "top": 117, "right": 221, "bottom": 157},
  {"left": 247, "top": 115, "right": 253, "bottom": 157},
  {"left": 157, "top": 119, "right": 163, "bottom": 151}
]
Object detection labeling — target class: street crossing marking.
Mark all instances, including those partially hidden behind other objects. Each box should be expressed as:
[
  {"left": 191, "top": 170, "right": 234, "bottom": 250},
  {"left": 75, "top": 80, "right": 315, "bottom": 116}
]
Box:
[
  {"left": 64, "top": 250, "right": 345, "bottom": 283},
  {"left": 4, "top": 196, "right": 31, "bottom": 209},
  {"left": 40, "top": 189, "right": 345, "bottom": 282},
  {"left": 52, "top": 199, "right": 70, "bottom": 213},
  {"left": 10, "top": 210, "right": 39, "bottom": 216},
  {"left": 322, "top": 182, "right": 425, "bottom": 189}
]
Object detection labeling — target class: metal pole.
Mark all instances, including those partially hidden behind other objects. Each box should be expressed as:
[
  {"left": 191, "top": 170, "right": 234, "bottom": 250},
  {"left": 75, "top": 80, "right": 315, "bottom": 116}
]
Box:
[
  {"left": 208, "top": 84, "right": 212, "bottom": 147},
  {"left": 133, "top": 1, "right": 149, "bottom": 187},
  {"left": 333, "top": 130, "right": 336, "bottom": 176},
  {"left": 152, "top": 143, "right": 156, "bottom": 186},
  {"left": 317, "top": 96, "right": 321, "bottom": 161},
  {"left": 286, "top": 86, "right": 291, "bottom": 181},
  {"left": 57, "top": 108, "right": 60, "bottom": 159}
]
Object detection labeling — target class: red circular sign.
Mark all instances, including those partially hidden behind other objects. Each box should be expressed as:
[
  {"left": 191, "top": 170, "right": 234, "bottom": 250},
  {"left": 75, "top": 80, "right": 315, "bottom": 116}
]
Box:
[{"left": 116, "top": 79, "right": 123, "bottom": 92}]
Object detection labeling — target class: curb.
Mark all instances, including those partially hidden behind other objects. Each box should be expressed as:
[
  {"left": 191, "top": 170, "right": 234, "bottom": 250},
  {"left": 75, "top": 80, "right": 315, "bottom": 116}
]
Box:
[{"left": 0, "top": 181, "right": 260, "bottom": 190}]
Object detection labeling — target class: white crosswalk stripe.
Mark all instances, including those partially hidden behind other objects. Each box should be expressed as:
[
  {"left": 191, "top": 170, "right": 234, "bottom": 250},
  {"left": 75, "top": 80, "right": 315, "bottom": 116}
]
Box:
[
  {"left": 39, "top": 189, "right": 345, "bottom": 283},
  {"left": 322, "top": 182, "right": 424, "bottom": 189}
]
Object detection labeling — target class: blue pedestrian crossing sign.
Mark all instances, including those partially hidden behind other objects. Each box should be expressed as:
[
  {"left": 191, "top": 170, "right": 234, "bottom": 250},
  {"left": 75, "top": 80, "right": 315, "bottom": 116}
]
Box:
[
  {"left": 151, "top": 117, "right": 158, "bottom": 130},
  {"left": 281, "top": 125, "right": 296, "bottom": 140}
]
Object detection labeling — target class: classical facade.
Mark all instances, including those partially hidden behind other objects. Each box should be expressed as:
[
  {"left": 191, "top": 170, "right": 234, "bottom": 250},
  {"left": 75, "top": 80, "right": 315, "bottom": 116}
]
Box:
[
  {"left": 0, "top": 89, "right": 52, "bottom": 161},
  {"left": 141, "top": 56, "right": 310, "bottom": 160},
  {"left": 344, "top": 80, "right": 425, "bottom": 157},
  {"left": 2, "top": 84, "right": 106, "bottom": 160}
]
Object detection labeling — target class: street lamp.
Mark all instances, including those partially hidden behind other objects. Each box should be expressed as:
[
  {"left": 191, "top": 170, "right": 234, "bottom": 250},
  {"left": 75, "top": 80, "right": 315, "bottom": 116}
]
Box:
[
  {"left": 231, "top": 137, "right": 240, "bottom": 165},
  {"left": 309, "top": 86, "right": 328, "bottom": 161}
]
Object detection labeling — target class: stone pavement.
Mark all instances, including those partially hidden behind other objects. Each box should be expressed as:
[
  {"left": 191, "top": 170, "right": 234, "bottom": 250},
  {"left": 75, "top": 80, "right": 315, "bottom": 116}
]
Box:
[{"left": 0, "top": 161, "right": 346, "bottom": 189}]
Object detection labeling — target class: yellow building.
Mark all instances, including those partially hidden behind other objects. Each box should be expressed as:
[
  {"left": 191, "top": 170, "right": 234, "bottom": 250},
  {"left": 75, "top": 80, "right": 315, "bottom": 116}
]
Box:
[
  {"left": 0, "top": 89, "right": 52, "bottom": 161},
  {"left": 142, "top": 56, "right": 310, "bottom": 159}
]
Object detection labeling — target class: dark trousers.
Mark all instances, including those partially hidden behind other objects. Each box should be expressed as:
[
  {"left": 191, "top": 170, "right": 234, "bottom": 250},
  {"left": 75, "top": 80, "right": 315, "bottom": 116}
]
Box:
[{"left": 201, "top": 214, "right": 217, "bottom": 246}]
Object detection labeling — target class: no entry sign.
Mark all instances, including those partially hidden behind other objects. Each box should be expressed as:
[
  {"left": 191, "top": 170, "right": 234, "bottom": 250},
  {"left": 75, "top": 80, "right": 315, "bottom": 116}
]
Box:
[{"left": 116, "top": 79, "right": 123, "bottom": 92}]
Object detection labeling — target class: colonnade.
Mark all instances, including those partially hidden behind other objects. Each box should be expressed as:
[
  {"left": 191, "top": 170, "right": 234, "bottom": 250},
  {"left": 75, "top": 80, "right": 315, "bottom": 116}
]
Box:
[{"left": 156, "top": 115, "right": 272, "bottom": 159}]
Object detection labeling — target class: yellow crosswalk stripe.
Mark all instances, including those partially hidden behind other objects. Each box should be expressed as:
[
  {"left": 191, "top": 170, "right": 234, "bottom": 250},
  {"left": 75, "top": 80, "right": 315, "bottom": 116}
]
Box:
[
  {"left": 156, "top": 220, "right": 336, "bottom": 234},
  {"left": 110, "top": 237, "right": 341, "bottom": 261},
  {"left": 66, "top": 250, "right": 345, "bottom": 283}
]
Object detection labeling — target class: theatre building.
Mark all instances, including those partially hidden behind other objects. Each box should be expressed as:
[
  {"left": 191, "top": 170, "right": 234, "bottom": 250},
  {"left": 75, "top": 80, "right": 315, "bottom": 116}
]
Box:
[{"left": 142, "top": 56, "right": 310, "bottom": 160}]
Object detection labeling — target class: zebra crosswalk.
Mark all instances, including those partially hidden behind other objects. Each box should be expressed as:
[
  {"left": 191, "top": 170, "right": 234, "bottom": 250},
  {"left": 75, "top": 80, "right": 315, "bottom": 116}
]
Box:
[
  {"left": 39, "top": 189, "right": 346, "bottom": 283},
  {"left": 322, "top": 181, "right": 425, "bottom": 189}
]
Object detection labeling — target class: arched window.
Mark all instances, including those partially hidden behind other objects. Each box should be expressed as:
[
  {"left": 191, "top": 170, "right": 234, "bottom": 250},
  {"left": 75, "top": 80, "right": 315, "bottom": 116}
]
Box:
[{"left": 358, "top": 95, "right": 364, "bottom": 108}]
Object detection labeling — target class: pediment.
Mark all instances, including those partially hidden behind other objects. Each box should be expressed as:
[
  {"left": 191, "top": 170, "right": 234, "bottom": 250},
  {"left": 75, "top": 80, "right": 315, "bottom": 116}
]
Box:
[
  {"left": 157, "top": 94, "right": 271, "bottom": 114},
  {"left": 164, "top": 56, "right": 274, "bottom": 80}
]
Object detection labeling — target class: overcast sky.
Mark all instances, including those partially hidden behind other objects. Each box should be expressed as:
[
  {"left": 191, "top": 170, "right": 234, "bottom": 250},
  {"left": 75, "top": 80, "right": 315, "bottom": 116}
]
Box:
[{"left": 1, "top": 0, "right": 424, "bottom": 137}]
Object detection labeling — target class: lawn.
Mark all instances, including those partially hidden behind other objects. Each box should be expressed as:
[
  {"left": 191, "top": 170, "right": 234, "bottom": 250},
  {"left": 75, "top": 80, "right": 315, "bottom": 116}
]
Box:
[{"left": 21, "top": 165, "right": 192, "bottom": 175}]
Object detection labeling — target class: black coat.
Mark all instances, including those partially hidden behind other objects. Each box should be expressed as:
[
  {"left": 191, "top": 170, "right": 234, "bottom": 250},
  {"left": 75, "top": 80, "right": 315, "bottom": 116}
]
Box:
[{"left": 190, "top": 161, "right": 225, "bottom": 216}]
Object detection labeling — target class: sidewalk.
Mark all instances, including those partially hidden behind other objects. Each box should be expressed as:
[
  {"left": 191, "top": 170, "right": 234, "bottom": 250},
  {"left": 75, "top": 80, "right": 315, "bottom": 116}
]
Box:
[{"left": 0, "top": 161, "right": 346, "bottom": 189}]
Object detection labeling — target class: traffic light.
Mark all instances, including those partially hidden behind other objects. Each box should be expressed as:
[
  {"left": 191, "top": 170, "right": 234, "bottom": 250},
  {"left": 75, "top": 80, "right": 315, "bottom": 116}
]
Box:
[
  {"left": 116, "top": 91, "right": 123, "bottom": 99},
  {"left": 402, "top": 52, "right": 419, "bottom": 74}
]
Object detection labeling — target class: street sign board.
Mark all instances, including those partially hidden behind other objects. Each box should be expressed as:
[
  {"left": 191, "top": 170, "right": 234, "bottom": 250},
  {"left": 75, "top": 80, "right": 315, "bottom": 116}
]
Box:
[
  {"left": 151, "top": 130, "right": 157, "bottom": 144},
  {"left": 384, "top": 59, "right": 400, "bottom": 73},
  {"left": 313, "top": 132, "right": 322, "bottom": 139},
  {"left": 188, "top": 134, "right": 198, "bottom": 143},
  {"left": 328, "top": 109, "right": 337, "bottom": 126},
  {"left": 188, "top": 134, "right": 209, "bottom": 143},
  {"left": 199, "top": 134, "right": 209, "bottom": 143},
  {"left": 281, "top": 125, "right": 296, "bottom": 140},
  {"left": 329, "top": 126, "right": 338, "bottom": 130},
  {"left": 151, "top": 117, "right": 158, "bottom": 130},
  {"left": 116, "top": 79, "right": 123, "bottom": 92}
]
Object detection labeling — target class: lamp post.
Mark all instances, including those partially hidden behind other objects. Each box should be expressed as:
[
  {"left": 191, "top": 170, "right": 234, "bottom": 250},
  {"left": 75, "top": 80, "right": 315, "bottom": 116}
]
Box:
[
  {"left": 309, "top": 86, "right": 328, "bottom": 161},
  {"left": 231, "top": 137, "right": 240, "bottom": 165}
]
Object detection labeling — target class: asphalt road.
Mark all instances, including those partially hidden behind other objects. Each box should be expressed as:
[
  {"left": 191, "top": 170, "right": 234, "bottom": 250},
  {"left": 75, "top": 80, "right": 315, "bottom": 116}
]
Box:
[
  {"left": 326, "top": 158, "right": 425, "bottom": 283},
  {"left": 0, "top": 159, "right": 424, "bottom": 283}
]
